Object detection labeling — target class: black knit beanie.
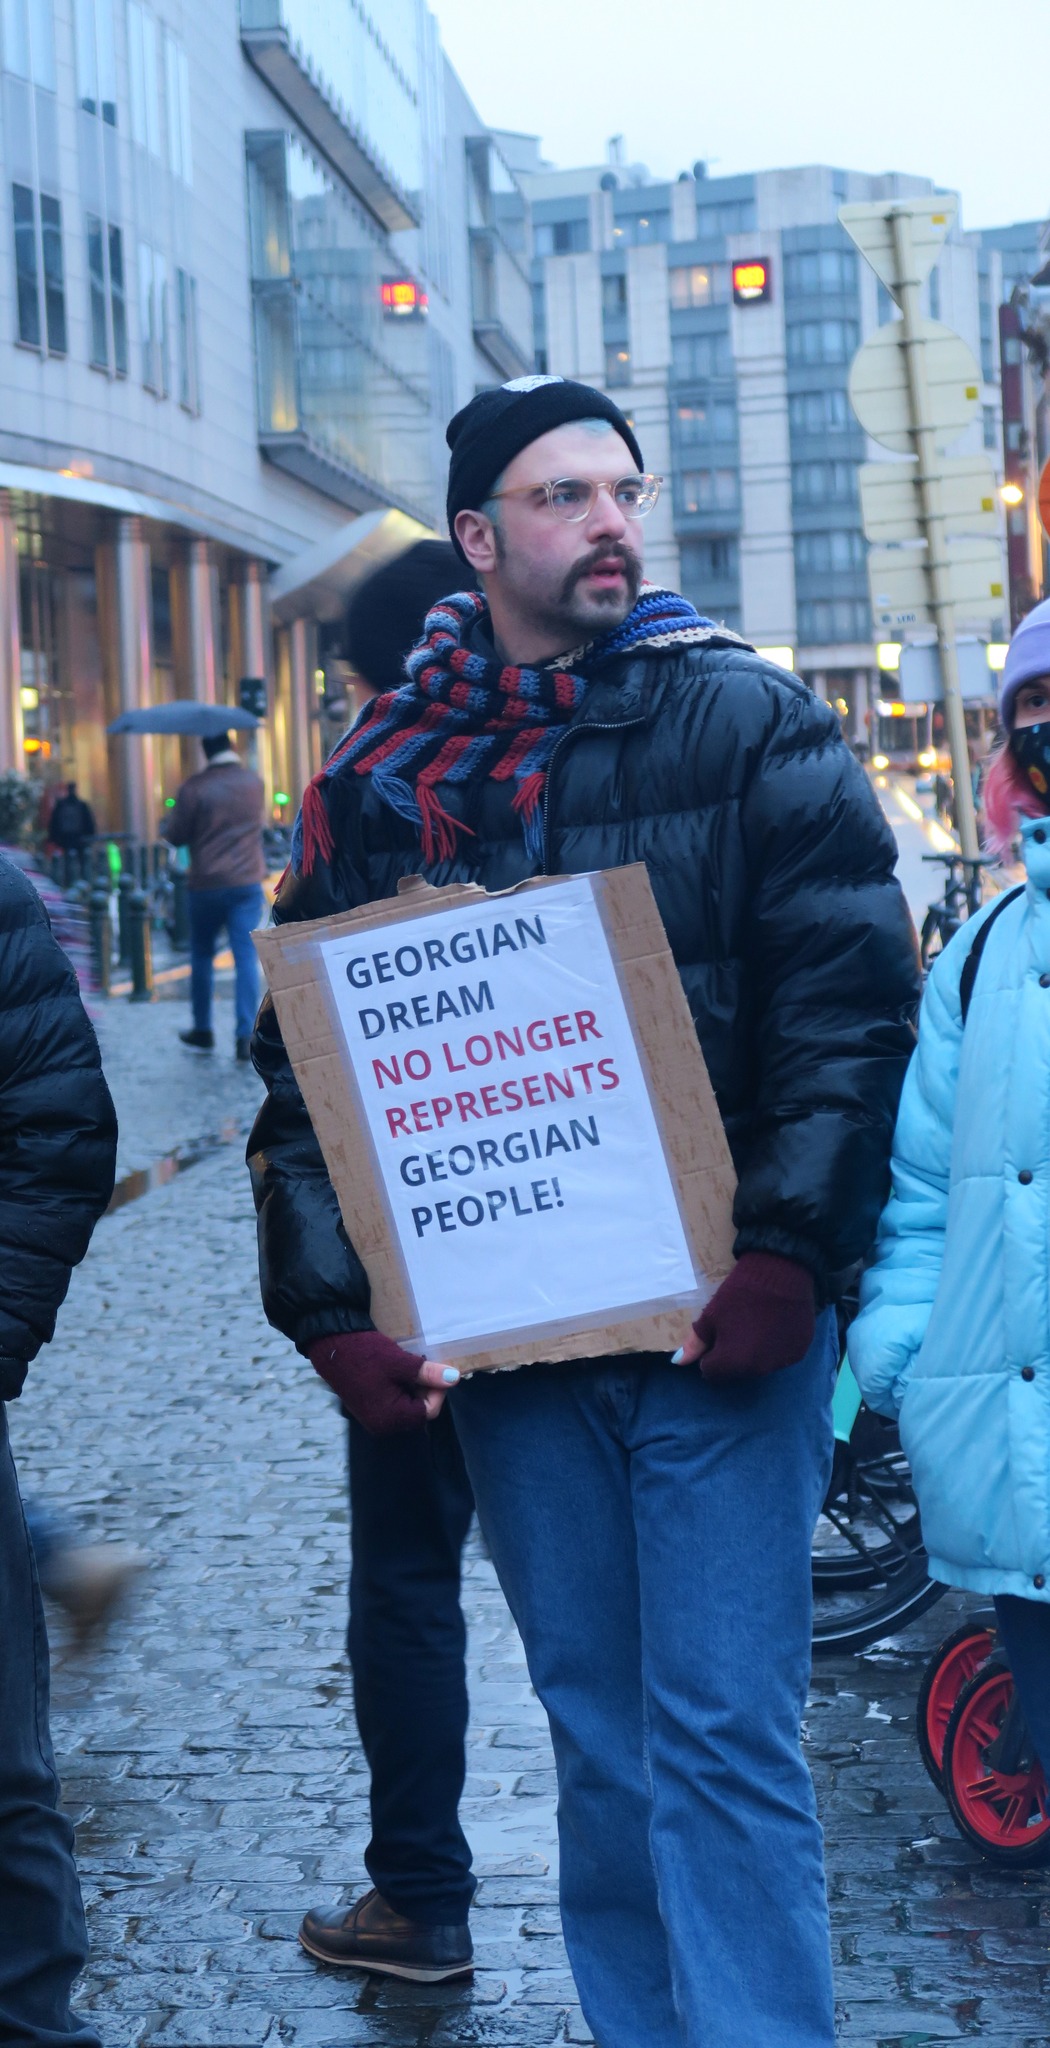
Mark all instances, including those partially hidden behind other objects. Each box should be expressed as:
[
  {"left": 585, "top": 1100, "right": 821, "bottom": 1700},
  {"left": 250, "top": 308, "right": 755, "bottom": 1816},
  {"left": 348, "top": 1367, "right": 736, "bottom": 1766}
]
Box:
[
  {"left": 345, "top": 540, "right": 465, "bottom": 691},
  {"left": 445, "top": 375, "right": 644, "bottom": 561}
]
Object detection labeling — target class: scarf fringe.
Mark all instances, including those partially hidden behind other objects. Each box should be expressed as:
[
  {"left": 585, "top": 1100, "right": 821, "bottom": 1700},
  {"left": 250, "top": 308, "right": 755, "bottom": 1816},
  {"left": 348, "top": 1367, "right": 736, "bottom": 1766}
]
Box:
[
  {"left": 511, "top": 771, "right": 546, "bottom": 864},
  {"left": 418, "top": 782, "right": 475, "bottom": 865}
]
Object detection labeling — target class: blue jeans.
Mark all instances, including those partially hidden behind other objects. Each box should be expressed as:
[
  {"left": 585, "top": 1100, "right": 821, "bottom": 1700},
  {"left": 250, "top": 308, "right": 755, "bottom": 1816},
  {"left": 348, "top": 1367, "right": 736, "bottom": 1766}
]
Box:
[
  {"left": 451, "top": 1316, "right": 837, "bottom": 2048},
  {"left": 188, "top": 884, "right": 263, "bottom": 1041},
  {"left": 0, "top": 1407, "right": 100, "bottom": 2047}
]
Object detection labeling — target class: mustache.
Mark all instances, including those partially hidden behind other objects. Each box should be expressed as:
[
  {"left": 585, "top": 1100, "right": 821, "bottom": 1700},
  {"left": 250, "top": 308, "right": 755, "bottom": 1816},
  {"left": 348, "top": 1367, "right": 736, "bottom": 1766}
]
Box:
[{"left": 559, "top": 542, "right": 642, "bottom": 605}]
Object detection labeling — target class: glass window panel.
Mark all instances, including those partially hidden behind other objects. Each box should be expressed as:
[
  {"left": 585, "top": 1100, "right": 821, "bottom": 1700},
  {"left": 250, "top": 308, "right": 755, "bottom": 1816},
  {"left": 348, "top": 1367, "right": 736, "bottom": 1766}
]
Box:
[
  {"left": 39, "top": 190, "right": 65, "bottom": 350},
  {"left": 177, "top": 44, "right": 191, "bottom": 182},
  {"left": 605, "top": 342, "right": 630, "bottom": 387},
  {"left": 11, "top": 179, "right": 40, "bottom": 344},
  {"left": 109, "top": 222, "right": 127, "bottom": 371},
  {"left": 27, "top": 0, "right": 55, "bottom": 87},
  {"left": 74, "top": 0, "right": 97, "bottom": 110},
  {"left": 1, "top": 0, "right": 31, "bottom": 78},
  {"left": 164, "top": 29, "right": 181, "bottom": 176},
  {"left": 96, "top": 0, "right": 116, "bottom": 120},
  {"left": 138, "top": 236, "right": 154, "bottom": 385},
  {"left": 246, "top": 133, "right": 291, "bottom": 279},
  {"left": 154, "top": 247, "right": 168, "bottom": 392},
  {"left": 127, "top": 0, "right": 146, "bottom": 145},
  {"left": 86, "top": 209, "right": 108, "bottom": 364},
  {"left": 141, "top": 9, "right": 159, "bottom": 156},
  {"left": 256, "top": 287, "right": 298, "bottom": 431}
]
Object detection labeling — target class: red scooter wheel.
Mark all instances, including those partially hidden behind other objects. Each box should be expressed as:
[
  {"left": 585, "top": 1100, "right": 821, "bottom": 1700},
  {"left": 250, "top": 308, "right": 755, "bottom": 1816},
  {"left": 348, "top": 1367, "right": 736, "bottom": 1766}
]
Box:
[
  {"left": 942, "top": 1657, "right": 1050, "bottom": 1866},
  {"left": 916, "top": 1618, "right": 996, "bottom": 1789}
]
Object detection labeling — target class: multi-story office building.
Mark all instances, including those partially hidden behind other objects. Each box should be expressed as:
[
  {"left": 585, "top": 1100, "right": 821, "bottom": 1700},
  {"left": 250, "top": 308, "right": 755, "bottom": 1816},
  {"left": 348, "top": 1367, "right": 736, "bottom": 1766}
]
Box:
[
  {"left": 0, "top": 0, "right": 531, "bottom": 830},
  {"left": 507, "top": 137, "right": 1038, "bottom": 738}
]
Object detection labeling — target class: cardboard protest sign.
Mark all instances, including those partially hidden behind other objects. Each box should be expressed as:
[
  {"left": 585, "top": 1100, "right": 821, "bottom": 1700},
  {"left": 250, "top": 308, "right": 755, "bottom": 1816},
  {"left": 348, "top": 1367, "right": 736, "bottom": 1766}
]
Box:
[{"left": 255, "top": 865, "right": 736, "bottom": 1371}]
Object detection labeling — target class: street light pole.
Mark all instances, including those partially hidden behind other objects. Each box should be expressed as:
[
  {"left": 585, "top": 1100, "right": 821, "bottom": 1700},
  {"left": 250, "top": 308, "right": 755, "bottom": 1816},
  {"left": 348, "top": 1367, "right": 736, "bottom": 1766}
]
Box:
[{"left": 890, "top": 208, "right": 980, "bottom": 861}]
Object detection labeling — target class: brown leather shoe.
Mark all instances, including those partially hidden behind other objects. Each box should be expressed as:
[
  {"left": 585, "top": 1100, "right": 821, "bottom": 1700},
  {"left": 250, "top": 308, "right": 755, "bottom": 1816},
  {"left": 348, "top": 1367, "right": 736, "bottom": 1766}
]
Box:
[{"left": 298, "top": 1887, "right": 473, "bottom": 1981}]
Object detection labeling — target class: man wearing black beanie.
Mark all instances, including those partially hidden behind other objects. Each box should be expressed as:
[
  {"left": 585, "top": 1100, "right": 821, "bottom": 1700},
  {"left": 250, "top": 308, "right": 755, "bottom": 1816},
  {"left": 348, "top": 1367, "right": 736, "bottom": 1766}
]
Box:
[{"left": 249, "top": 375, "right": 919, "bottom": 2041}]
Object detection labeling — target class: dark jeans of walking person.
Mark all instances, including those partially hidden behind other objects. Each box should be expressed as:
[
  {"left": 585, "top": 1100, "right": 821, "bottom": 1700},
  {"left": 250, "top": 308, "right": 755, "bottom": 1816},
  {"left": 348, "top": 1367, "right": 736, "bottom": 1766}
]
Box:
[
  {"left": 346, "top": 1406, "right": 476, "bottom": 1922},
  {"left": 993, "top": 1596, "right": 1050, "bottom": 1776},
  {"left": 452, "top": 1321, "right": 839, "bottom": 2048},
  {"left": 187, "top": 882, "right": 263, "bottom": 1051},
  {"left": 0, "top": 1410, "right": 101, "bottom": 2048}
]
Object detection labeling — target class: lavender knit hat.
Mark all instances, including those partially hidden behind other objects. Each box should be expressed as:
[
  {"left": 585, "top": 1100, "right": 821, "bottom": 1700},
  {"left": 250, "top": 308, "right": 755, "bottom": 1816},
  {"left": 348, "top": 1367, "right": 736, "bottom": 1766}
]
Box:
[{"left": 1000, "top": 596, "right": 1050, "bottom": 727}]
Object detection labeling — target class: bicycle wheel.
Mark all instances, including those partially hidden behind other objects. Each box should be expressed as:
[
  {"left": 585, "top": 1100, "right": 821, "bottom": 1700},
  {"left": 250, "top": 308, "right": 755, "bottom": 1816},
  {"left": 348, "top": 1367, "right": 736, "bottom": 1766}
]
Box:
[
  {"left": 812, "top": 1406, "right": 946, "bottom": 1655},
  {"left": 920, "top": 906, "right": 953, "bottom": 971},
  {"left": 942, "top": 1657, "right": 1050, "bottom": 1866},
  {"left": 916, "top": 1618, "right": 997, "bottom": 1790}
]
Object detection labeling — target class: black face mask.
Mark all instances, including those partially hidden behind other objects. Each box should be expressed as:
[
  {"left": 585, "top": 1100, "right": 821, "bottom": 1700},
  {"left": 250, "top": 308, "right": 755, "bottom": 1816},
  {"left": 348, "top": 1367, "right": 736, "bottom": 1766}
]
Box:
[{"left": 1009, "top": 722, "right": 1050, "bottom": 800}]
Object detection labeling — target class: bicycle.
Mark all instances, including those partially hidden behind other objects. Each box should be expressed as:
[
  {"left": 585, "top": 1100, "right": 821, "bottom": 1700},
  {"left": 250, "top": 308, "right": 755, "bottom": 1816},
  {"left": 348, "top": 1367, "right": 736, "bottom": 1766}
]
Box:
[
  {"left": 918, "top": 851, "right": 987, "bottom": 970},
  {"left": 811, "top": 1351, "right": 945, "bottom": 1654}
]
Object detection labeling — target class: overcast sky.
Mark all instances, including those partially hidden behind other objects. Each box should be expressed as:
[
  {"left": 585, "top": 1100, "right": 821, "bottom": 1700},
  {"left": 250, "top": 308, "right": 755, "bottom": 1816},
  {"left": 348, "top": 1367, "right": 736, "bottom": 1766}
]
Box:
[{"left": 430, "top": 0, "right": 1048, "bottom": 233}]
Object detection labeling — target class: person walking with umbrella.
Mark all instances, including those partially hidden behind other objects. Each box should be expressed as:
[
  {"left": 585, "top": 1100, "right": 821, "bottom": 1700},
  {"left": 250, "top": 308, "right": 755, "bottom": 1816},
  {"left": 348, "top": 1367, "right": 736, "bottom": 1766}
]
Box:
[{"left": 162, "top": 728, "right": 265, "bottom": 1061}]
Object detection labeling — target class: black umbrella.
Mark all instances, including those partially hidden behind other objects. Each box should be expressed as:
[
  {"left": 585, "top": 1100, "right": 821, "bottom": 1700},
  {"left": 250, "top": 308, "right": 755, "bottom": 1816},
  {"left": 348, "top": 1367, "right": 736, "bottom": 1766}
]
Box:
[{"left": 107, "top": 702, "right": 261, "bottom": 737}]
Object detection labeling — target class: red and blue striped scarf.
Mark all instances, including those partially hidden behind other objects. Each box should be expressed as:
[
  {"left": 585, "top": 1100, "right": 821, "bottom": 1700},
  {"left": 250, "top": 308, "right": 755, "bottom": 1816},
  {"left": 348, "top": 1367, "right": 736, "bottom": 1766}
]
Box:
[{"left": 296, "top": 585, "right": 717, "bottom": 874}]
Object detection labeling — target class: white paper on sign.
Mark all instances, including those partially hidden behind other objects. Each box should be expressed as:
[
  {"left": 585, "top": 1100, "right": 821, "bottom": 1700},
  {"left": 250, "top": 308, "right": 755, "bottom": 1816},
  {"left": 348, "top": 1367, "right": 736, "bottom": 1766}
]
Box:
[{"left": 319, "top": 876, "right": 698, "bottom": 1353}]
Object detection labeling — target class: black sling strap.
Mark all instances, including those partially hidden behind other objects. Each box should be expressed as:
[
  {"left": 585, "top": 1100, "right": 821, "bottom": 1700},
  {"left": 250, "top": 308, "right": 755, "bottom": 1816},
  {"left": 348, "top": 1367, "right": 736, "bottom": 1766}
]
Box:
[{"left": 958, "top": 885, "right": 1026, "bottom": 1025}]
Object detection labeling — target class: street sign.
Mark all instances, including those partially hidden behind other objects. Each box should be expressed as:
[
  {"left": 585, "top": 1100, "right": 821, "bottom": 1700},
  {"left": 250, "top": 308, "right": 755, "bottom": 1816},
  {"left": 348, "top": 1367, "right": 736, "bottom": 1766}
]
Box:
[
  {"left": 848, "top": 318, "right": 981, "bottom": 454},
  {"left": 839, "top": 195, "right": 956, "bottom": 303},
  {"left": 859, "top": 453, "right": 998, "bottom": 544},
  {"left": 1040, "top": 456, "right": 1050, "bottom": 541},
  {"left": 898, "top": 639, "right": 999, "bottom": 703},
  {"left": 868, "top": 538, "right": 1006, "bottom": 629}
]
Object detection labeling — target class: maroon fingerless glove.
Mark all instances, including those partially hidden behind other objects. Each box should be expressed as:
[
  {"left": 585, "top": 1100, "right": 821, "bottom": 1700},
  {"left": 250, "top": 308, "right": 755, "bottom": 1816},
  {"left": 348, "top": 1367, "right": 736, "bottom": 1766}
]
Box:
[
  {"left": 693, "top": 1252, "right": 816, "bottom": 1383},
  {"left": 308, "top": 1331, "right": 430, "bottom": 1435}
]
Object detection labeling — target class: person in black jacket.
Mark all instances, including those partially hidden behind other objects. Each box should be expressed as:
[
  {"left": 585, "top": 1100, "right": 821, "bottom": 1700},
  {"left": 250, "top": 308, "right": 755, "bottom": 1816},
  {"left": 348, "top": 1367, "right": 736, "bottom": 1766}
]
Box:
[
  {"left": 248, "top": 378, "right": 919, "bottom": 2038},
  {"left": 0, "top": 853, "right": 117, "bottom": 2048}
]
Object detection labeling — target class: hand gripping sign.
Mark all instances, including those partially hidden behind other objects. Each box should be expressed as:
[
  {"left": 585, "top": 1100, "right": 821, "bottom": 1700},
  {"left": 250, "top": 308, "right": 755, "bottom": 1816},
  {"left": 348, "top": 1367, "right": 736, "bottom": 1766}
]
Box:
[{"left": 255, "top": 867, "right": 736, "bottom": 1371}]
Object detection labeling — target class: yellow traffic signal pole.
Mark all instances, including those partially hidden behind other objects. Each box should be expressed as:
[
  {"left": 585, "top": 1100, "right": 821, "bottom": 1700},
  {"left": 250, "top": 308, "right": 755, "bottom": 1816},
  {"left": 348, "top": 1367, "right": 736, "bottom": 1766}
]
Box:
[{"left": 890, "top": 207, "right": 980, "bottom": 862}]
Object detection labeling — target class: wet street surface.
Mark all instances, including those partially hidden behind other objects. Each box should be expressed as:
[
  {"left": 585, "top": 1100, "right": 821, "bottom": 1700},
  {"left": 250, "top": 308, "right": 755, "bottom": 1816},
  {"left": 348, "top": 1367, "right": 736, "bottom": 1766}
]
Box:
[{"left": 9, "top": 956, "right": 1050, "bottom": 2046}]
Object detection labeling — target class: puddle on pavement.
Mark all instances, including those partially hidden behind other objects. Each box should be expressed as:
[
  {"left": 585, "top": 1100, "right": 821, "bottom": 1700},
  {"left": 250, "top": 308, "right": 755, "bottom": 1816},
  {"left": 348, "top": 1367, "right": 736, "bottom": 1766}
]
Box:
[{"left": 106, "top": 1118, "right": 246, "bottom": 1213}]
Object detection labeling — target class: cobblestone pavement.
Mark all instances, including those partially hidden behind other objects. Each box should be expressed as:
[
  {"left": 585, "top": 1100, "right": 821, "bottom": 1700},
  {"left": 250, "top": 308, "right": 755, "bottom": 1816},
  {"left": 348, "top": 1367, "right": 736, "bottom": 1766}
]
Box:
[{"left": 8, "top": 985, "right": 1050, "bottom": 2046}]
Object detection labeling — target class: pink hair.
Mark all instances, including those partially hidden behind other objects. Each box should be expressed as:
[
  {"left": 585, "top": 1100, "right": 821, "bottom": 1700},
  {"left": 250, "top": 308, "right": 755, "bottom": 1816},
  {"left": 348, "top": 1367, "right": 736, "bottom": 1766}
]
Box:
[{"left": 982, "top": 742, "right": 1048, "bottom": 856}]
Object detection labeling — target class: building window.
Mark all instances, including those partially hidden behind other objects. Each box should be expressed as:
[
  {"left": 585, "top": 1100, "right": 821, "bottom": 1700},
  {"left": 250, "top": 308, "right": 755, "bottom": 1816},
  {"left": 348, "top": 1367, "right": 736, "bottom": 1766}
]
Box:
[
  {"left": 74, "top": 0, "right": 117, "bottom": 122},
  {"left": 605, "top": 343, "right": 631, "bottom": 387},
  {"left": 39, "top": 193, "right": 66, "bottom": 352},
  {"left": 928, "top": 265, "right": 940, "bottom": 321},
  {"left": 679, "top": 468, "right": 738, "bottom": 514},
  {"left": 669, "top": 263, "right": 730, "bottom": 310},
  {"left": 795, "top": 529, "right": 865, "bottom": 572},
  {"left": 86, "top": 213, "right": 108, "bottom": 364},
  {"left": 139, "top": 241, "right": 168, "bottom": 392},
  {"left": 783, "top": 248, "right": 857, "bottom": 297},
  {"left": 786, "top": 319, "right": 859, "bottom": 365},
  {"left": 676, "top": 399, "right": 736, "bottom": 444},
  {"left": 601, "top": 272, "right": 627, "bottom": 319},
  {"left": 109, "top": 224, "right": 127, "bottom": 371},
  {"left": 671, "top": 330, "right": 734, "bottom": 381},
  {"left": 533, "top": 217, "right": 588, "bottom": 257},
  {"left": 696, "top": 199, "right": 756, "bottom": 236},
  {"left": 175, "top": 266, "right": 200, "bottom": 411},
  {"left": 797, "top": 597, "right": 870, "bottom": 644},
  {"left": 793, "top": 460, "right": 855, "bottom": 504},
  {"left": 982, "top": 403, "right": 998, "bottom": 451},
  {"left": 680, "top": 535, "right": 739, "bottom": 586},
  {"left": 127, "top": 0, "right": 161, "bottom": 157},
  {"left": 788, "top": 388, "right": 851, "bottom": 437},
  {"left": 163, "top": 27, "right": 192, "bottom": 183},
  {"left": 12, "top": 183, "right": 41, "bottom": 346},
  {"left": 613, "top": 210, "right": 670, "bottom": 247},
  {"left": 1, "top": 0, "right": 57, "bottom": 86}
]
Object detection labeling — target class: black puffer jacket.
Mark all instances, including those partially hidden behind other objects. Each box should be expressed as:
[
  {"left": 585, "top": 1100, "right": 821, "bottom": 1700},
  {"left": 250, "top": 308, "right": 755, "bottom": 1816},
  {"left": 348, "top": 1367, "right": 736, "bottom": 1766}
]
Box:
[
  {"left": 248, "top": 638, "right": 920, "bottom": 1349},
  {"left": 0, "top": 855, "right": 118, "bottom": 1399}
]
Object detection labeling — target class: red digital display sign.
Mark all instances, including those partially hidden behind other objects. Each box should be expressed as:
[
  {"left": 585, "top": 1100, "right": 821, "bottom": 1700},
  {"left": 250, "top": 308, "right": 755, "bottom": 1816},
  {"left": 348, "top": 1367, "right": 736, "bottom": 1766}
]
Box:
[
  {"left": 732, "top": 259, "right": 772, "bottom": 305},
  {"left": 381, "top": 278, "right": 428, "bottom": 316}
]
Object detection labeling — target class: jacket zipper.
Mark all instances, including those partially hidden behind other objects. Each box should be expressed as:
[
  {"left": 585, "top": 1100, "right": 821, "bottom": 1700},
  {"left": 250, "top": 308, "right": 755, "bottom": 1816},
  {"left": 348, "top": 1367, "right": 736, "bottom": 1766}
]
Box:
[{"left": 540, "top": 716, "right": 646, "bottom": 875}]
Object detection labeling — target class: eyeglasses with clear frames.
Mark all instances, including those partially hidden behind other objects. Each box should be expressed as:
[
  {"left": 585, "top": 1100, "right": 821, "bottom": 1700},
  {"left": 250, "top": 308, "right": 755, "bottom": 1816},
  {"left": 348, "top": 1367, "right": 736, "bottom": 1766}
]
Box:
[{"left": 486, "top": 474, "right": 664, "bottom": 522}]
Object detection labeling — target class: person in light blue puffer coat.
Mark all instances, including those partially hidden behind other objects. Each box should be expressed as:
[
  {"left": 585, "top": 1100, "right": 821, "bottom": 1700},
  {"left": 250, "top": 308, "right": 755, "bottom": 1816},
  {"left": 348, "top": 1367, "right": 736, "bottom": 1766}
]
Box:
[{"left": 850, "top": 596, "right": 1050, "bottom": 1769}]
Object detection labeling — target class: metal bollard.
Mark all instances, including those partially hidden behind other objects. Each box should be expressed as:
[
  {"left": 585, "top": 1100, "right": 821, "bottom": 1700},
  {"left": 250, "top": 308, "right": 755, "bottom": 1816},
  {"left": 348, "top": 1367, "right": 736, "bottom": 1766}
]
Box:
[
  {"left": 171, "top": 867, "right": 190, "bottom": 951},
  {"left": 117, "top": 871, "right": 136, "bottom": 964},
  {"left": 89, "top": 887, "right": 112, "bottom": 998},
  {"left": 128, "top": 889, "right": 154, "bottom": 1002}
]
